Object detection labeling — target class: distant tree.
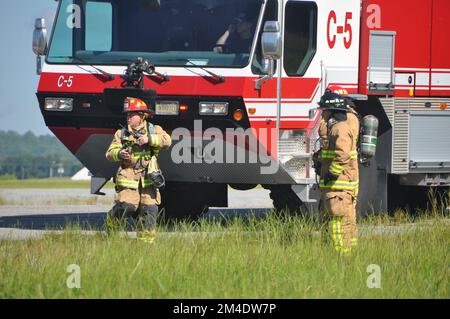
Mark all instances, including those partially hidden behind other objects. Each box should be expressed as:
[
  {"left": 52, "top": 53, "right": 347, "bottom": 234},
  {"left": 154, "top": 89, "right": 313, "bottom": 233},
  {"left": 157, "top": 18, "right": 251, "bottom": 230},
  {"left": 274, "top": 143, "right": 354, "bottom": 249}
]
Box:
[{"left": 0, "top": 130, "right": 82, "bottom": 179}]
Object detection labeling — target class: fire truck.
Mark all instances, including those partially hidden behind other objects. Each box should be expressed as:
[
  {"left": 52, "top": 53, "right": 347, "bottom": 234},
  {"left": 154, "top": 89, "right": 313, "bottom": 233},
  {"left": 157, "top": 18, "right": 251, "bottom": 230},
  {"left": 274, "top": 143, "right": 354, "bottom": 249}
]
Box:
[{"left": 32, "top": 0, "right": 450, "bottom": 218}]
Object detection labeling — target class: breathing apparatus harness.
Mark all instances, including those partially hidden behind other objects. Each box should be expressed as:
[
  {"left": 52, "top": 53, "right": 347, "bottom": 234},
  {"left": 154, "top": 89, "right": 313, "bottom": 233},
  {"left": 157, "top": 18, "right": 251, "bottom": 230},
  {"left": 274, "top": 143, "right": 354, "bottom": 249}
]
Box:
[
  {"left": 312, "top": 90, "right": 379, "bottom": 183},
  {"left": 120, "top": 122, "right": 165, "bottom": 189}
]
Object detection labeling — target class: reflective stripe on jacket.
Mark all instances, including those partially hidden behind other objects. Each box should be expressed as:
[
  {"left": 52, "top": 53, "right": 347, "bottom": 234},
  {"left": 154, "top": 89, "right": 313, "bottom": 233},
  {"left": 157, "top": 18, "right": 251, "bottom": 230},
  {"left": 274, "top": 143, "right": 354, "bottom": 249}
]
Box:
[
  {"left": 105, "top": 121, "right": 172, "bottom": 189},
  {"left": 319, "top": 112, "right": 360, "bottom": 192}
]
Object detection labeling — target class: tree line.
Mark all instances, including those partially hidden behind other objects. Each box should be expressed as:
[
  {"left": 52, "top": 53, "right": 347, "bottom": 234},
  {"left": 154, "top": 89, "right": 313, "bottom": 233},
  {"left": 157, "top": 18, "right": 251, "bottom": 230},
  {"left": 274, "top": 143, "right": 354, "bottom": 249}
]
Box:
[{"left": 0, "top": 130, "right": 83, "bottom": 179}]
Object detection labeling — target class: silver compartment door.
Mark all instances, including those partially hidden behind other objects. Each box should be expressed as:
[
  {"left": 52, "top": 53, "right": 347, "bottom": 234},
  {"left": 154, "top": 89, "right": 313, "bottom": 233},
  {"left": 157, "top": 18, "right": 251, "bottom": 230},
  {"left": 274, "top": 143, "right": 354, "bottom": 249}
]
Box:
[
  {"left": 409, "top": 111, "right": 450, "bottom": 171},
  {"left": 368, "top": 31, "right": 396, "bottom": 93}
]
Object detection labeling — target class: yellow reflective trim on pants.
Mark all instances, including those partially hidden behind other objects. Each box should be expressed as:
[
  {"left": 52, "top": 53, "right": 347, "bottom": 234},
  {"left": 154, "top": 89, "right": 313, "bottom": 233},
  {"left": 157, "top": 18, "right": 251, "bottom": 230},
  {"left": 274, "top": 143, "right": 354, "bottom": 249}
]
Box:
[
  {"left": 337, "top": 217, "right": 350, "bottom": 254},
  {"left": 332, "top": 217, "right": 340, "bottom": 252},
  {"left": 116, "top": 179, "right": 139, "bottom": 189},
  {"left": 336, "top": 216, "right": 343, "bottom": 252},
  {"left": 331, "top": 216, "right": 351, "bottom": 254}
]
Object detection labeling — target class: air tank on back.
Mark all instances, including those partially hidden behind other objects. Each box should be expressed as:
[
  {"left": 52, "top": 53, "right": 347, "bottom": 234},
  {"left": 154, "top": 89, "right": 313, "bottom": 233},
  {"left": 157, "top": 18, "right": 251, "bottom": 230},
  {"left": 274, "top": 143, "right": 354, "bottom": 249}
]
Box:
[{"left": 360, "top": 115, "right": 379, "bottom": 163}]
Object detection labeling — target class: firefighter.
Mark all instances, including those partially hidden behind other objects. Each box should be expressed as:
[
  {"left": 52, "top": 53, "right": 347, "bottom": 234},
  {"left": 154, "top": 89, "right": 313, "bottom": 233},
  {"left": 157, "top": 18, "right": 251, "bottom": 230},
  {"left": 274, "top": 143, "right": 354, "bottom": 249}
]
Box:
[
  {"left": 213, "top": 11, "right": 257, "bottom": 54},
  {"left": 317, "top": 86, "right": 355, "bottom": 151},
  {"left": 317, "top": 88, "right": 360, "bottom": 254},
  {"left": 105, "top": 97, "right": 172, "bottom": 243}
]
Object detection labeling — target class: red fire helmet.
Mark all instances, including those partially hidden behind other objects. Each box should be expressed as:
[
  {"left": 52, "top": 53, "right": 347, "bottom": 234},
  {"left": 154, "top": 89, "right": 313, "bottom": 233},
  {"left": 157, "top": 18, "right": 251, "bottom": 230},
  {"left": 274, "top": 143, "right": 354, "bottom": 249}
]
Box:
[
  {"left": 123, "top": 97, "right": 153, "bottom": 113},
  {"left": 327, "top": 85, "right": 349, "bottom": 96}
]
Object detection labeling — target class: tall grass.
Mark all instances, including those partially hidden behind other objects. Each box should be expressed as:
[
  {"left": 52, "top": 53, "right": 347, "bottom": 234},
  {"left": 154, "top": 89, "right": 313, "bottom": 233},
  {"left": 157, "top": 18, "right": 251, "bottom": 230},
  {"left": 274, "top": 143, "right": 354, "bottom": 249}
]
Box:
[{"left": 0, "top": 212, "right": 448, "bottom": 299}]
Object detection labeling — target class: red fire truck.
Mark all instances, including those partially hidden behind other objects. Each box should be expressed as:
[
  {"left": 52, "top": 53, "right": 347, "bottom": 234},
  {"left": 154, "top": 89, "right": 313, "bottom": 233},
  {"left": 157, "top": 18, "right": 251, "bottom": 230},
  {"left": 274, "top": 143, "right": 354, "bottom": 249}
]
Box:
[{"left": 32, "top": 0, "right": 450, "bottom": 217}]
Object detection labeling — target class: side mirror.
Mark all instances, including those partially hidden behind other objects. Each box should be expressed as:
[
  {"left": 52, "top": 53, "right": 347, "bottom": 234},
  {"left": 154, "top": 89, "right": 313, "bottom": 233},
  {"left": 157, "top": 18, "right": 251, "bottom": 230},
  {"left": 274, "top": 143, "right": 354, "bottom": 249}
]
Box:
[
  {"left": 254, "top": 22, "right": 280, "bottom": 90},
  {"left": 261, "top": 21, "right": 281, "bottom": 60},
  {"left": 33, "top": 18, "right": 48, "bottom": 75},
  {"left": 261, "top": 58, "right": 273, "bottom": 75},
  {"left": 33, "top": 18, "right": 48, "bottom": 56}
]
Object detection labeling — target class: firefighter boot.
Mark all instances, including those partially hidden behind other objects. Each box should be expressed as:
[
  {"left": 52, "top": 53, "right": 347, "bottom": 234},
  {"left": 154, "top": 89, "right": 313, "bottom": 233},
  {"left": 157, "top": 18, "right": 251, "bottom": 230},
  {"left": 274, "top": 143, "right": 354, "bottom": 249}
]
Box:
[{"left": 136, "top": 205, "right": 159, "bottom": 243}]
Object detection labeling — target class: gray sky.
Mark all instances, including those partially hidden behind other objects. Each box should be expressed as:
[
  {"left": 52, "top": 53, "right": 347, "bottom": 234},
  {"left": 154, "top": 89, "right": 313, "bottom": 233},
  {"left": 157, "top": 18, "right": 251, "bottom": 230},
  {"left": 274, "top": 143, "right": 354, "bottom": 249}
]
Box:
[{"left": 0, "top": 0, "right": 57, "bottom": 135}]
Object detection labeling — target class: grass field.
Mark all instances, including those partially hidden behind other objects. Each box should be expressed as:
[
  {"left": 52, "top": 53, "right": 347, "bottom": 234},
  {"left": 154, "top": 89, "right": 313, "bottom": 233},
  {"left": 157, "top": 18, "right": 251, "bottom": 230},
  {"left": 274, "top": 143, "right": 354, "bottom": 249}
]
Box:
[{"left": 0, "top": 212, "right": 448, "bottom": 299}]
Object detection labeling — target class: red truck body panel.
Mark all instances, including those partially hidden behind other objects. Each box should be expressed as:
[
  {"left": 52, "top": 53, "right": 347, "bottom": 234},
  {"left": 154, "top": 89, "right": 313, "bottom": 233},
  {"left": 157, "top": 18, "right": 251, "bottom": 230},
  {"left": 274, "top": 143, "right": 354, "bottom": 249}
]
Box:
[{"left": 359, "top": 0, "right": 450, "bottom": 97}]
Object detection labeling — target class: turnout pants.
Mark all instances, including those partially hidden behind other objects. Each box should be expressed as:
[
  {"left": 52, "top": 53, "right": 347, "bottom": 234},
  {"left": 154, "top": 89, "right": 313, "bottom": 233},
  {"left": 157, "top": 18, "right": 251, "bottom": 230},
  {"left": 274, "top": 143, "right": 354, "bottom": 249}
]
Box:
[
  {"left": 115, "top": 185, "right": 161, "bottom": 207},
  {"left": 321, "top": 190, "right": 358, "bottom": 254},
  {"left": 109, "top": 185, "right": 161, "bottom": 230}
]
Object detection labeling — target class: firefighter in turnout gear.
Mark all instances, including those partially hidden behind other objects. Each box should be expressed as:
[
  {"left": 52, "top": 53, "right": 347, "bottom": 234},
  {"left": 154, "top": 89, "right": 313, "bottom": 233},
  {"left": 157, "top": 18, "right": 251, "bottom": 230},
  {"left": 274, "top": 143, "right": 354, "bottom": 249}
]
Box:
[
  {"left": 317, "top": 87, "right": 359, "bottom": 254},
  {"left": 106, "top": 97, "right": 172, "bottom": 243}
]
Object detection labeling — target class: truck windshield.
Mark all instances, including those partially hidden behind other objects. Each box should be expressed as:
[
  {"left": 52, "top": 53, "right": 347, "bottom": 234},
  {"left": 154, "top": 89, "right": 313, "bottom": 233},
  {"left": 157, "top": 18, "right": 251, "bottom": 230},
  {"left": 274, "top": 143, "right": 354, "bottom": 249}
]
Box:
[{"left": 47, "top": 0, "right": 263, "bottom": 68}]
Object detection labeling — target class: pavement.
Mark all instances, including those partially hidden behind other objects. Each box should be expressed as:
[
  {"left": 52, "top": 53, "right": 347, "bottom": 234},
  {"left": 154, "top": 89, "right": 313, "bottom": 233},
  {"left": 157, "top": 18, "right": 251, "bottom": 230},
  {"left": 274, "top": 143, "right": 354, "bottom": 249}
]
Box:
[{"left": 0, "top": 188, "right": 274, "bottom": 240}]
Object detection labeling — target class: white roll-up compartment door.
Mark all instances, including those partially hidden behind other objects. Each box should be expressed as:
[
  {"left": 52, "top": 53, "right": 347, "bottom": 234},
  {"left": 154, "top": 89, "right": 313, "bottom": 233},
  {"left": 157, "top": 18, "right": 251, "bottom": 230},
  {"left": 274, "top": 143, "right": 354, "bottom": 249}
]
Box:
[{"left": 368, "top": 31, "right": 396, "bottom": 93}]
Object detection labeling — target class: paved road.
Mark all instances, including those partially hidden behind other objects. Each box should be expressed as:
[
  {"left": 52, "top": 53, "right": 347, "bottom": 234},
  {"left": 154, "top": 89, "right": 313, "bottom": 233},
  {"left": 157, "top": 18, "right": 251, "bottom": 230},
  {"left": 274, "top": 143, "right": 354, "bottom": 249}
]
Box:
[
  {"left": 0, "top": 188, "right": 274, "bottom": 239},
  {"left": 0, "top": 188, "right": 272, "bottom": 210}
]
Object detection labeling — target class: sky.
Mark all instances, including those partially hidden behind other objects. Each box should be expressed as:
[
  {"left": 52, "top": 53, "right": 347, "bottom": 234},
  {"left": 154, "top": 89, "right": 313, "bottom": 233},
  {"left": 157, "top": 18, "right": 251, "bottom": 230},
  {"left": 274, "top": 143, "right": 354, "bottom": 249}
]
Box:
[{"left": 0, "top": 0, "right": 57, "bottom": 135}]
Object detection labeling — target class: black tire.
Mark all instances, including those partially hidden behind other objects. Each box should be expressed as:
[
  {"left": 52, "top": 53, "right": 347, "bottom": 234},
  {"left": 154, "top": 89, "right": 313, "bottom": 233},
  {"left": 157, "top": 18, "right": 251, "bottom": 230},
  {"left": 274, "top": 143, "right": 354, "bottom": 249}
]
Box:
[
  {"left": 229, "top": 183, "right": 258, "bottom": 191},
  {"left": 264, "top": 185, "right": 307, "bottom": 215},
  {"left": 387, "top": 175, "right": 449, "bottom": 215}
]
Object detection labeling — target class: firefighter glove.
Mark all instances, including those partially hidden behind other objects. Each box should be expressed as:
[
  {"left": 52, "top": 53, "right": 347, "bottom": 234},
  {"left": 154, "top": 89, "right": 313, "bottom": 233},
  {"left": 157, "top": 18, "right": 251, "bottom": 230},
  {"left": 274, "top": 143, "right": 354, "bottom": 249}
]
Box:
[
  {"left": 312, "top": 150, "right": 322, "bottom": 176},
  {"left": 324, "top": 171, "right": 338, "bottom": 185}
]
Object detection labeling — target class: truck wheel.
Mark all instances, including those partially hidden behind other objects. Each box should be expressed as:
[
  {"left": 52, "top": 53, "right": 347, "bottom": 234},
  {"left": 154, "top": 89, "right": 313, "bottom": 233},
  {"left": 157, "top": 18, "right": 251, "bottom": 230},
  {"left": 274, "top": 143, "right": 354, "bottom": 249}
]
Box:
[
  {"left": 264, "top": 185, "right": 307, "bottom": 216},
  {"left": 387, "top": 175, "right": 449, "bottom": 215},
  {"left": 229, "top": 183, "right": 258, "bottom": 191}
]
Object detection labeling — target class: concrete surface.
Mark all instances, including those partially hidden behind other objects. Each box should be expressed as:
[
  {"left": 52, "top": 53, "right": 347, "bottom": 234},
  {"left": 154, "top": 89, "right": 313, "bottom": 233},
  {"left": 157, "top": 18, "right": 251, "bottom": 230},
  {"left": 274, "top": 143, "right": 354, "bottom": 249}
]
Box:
[{"left": 0, "top": 188, "right": 274, "bottom": 240}]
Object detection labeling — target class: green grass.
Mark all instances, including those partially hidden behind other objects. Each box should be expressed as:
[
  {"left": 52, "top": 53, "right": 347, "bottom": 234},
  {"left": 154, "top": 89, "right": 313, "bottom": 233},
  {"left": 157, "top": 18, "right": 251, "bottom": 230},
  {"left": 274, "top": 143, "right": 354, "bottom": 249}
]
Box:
[
  {"left": 0, "top": 178, "right": 114, "bottom": 189},
  {"left": 0, "top": 213, "right": 448, "bottom": 299}
]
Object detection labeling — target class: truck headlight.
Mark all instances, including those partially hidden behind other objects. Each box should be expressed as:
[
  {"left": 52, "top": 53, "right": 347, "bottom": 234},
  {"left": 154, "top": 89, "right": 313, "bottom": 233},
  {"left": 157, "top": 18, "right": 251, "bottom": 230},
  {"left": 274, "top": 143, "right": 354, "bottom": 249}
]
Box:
[
  {"left": 45, "top": 98, "right": 73, "bottom": 112},
  {"left": 199, "top": 102, "right": 228, "bottom": 115}
]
